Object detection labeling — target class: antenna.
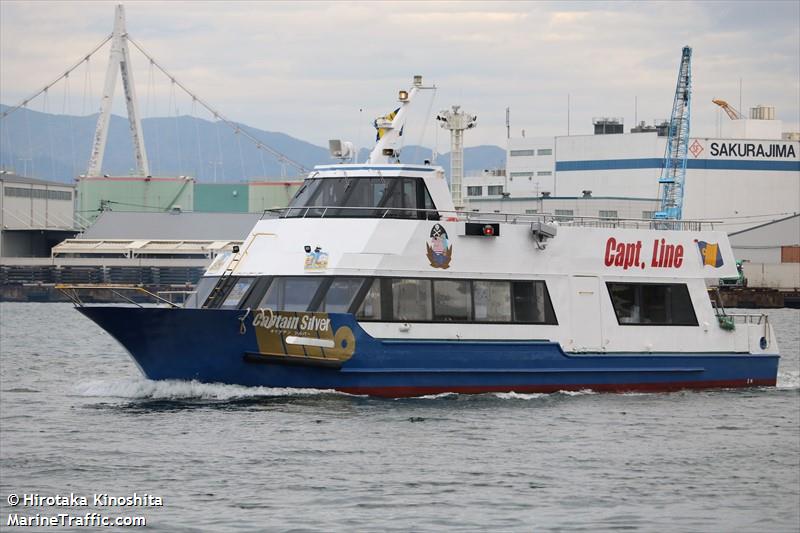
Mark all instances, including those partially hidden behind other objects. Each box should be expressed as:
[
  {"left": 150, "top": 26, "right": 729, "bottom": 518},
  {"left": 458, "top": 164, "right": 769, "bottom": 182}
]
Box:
[{"left": 567, "top": 93, "right": 570, "bottom": 136}]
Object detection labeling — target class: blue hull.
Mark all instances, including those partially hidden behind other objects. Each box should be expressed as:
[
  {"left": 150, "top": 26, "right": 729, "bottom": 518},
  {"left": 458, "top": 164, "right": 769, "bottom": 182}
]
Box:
[{"left": 78, "top": 306, "right": 779, "bottom": 397}]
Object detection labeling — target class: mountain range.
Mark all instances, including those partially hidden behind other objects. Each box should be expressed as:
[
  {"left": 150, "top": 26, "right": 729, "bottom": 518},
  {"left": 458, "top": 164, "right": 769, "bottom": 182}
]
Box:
[{"left": 0, "top": 104, "right": 505, "bottom": 183}]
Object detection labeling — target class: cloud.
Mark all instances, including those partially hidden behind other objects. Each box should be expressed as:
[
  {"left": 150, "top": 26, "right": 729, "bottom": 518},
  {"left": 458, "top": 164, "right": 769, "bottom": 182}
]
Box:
[{"left": 1, "top": 0, "right": 798, "bottom": 150}]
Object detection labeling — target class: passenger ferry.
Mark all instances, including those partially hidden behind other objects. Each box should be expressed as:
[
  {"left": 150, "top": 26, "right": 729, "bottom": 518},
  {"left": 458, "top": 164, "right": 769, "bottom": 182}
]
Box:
[{"left": 68, "top": 77, "right": 780, "bottom": 397}]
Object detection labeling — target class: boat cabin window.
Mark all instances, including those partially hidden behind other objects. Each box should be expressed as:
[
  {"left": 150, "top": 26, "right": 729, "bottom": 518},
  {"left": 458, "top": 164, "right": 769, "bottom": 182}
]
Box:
[
  {"left": 319, "top": 278, "right": 365, "bottom": 313},
  {"left": 286, "top": 177, "right": 439, "bottom": 220},
  {"left": 392, "top": 279, "right": 433, "bottom": 321},
  {"left": 473, "top": 281, "right": 512, "bottom": 322},
  {"left": 209, "top": 274, "right": 558, "bottom": 325},
  {"left": 607, "top": 282, "right": 698, "bottom": 326},
  {"left": 260, "top": 277, "right": 324, "bottom": 311},
  {"left": 433, "top": 280, "right": 471, "bottom": 321},
  {"left": 220, "top": 277, "right": 256, "bottom": 309},
  {"left": 185, "top": 276, "right": 219, "bottom": 308},
  {"left": 356, "top": 279, "right": 384, "bottom": 320},
  {"left": 512, "top": 281, "right": 557, "bottom": 324}
]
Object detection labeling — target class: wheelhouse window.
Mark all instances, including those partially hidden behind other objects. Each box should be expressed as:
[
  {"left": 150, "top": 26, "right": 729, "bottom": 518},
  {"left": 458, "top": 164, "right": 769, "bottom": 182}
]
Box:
[
  {"left": 607, "top": 282, "right": 698, "bottom": 326},
  {"left": 286, "top": 177, "right": 438, "bottom": 220}
]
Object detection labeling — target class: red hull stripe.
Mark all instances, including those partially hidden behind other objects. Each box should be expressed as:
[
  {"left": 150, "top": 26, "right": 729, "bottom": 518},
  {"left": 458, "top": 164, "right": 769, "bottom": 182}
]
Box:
[{"left": 337, "top": 378, "right": 777, "bottom": 398}]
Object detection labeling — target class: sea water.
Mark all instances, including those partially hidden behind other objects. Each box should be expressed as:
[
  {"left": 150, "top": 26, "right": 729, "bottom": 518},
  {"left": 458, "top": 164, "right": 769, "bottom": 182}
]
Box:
[{"left": 1, "top": 303, "right": 798, "bottom": 532}]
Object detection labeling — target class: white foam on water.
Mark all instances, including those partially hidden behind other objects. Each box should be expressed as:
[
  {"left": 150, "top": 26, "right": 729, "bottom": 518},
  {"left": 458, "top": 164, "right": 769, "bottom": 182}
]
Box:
[
  {"left": 493, "top": 392, "right": 548, "bottom": 400},
  {"left": 73, "top": 378, "right": 337, "bottom": 401},
  {"left": 556, "top": 389, "right": 597, "bottom": 396},
  {"left": 404, "top": 392, "right": 460, "bottom": 400},
  {"left": 777, "top": 370, "right": 800, "bottom": 390}
]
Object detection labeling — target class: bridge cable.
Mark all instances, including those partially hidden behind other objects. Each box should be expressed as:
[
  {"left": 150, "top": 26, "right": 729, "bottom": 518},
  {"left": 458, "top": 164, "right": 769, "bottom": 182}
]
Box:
[
  {"left": 43, "top": 89, "right": 57, "bottom": 179},
  {"left": 170, "top": 81, "right": 183, "bottom": 174},
  {"left": 23, "top": 103, "right": 34, "bottom": 176},
  {"left": 125, "top": 35, "right": 307, "bottom": 174},
  {"left": 63, "top": 73, "right": 78, "bottom": 178},
  {"left": 236, "top": 127, "right": 246, "bottom": 180},
  {"left": 215, "top": 120, "right": 226, "bottom": 182},
  {"left": 413, "top": 87, "right": 437, "bottom": 164},
  {"left": 191, "top": 97, "right": 203, "bottom": 180},
  {"left": 0, "top": 35, "right": 112, "bottom": 121}
]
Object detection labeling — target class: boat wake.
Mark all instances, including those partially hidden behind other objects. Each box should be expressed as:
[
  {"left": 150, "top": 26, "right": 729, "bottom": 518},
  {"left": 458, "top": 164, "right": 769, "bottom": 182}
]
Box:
[
  {"left": 73, "top": 378, "right": 337, "bottom": 401},
  {"left": 72, "top": 374, "right": 797, "bottom": 403},
  {"left": 777, "top": 369, "right": 800, "bottom": 390}
]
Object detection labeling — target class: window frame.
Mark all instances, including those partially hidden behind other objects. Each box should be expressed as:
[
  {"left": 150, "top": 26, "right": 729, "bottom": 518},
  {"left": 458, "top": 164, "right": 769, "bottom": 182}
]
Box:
[
  {"left": 212, "top": 274, "right": 559, "bottom": 326},
  {"left": 286, "top": 177, "right": 439, "bottom": 220},
  {"left": 606, "top": 282, "right": 699, "bottom": 326}
]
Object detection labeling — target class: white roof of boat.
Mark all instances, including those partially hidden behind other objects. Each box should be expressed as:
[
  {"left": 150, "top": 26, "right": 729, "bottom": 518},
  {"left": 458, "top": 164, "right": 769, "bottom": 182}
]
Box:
[{"left": 311, "top": 163, "right": 444, "bottom": 175}]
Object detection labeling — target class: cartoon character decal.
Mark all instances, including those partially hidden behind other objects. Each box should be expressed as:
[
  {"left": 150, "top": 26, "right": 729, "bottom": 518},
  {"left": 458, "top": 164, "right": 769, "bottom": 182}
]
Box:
[
  {"left": 305, "top": 247, "right": 329, "bottom": 271},
  {"left": 426, "top": 223, "right": 453, "bottom": 269}
]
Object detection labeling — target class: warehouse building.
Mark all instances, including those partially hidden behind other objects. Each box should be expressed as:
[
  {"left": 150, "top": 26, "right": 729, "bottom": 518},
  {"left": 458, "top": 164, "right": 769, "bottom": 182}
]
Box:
[
  {"left": 464, "top": 109, "right": 799, "bottom": 235},
  {"left": 0, "top": 171, "right": 79, "bottom": 257}
]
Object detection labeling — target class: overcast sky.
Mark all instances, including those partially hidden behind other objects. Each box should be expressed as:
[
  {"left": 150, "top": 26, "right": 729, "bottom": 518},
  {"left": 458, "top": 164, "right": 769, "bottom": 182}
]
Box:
[{"left": 1, "top": 0, "right": 798, "bottom": 150}]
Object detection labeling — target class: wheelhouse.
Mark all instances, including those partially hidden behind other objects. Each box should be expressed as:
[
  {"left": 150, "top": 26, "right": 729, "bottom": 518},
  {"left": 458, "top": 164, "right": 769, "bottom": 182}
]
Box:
[{"left": 286, "top": 175, "right": 439, "bottom": 220}]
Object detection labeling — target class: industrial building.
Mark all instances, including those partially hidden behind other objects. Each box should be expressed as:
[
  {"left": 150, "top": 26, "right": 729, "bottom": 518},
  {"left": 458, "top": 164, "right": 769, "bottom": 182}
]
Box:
[
  {"left": 1, "top": 210, "right": 256, "bottom": 301},
  {"left": 77, "top": 176, "right": 301, "bottom": 221},
  {"left": 0, "top": 171, "right": 79, "bottom": 257},
  {"left": 464, "top": 108, "right": 799, "bottom": 234},
  {"left": 1, "top": 173, "right": 300, "bottom": 301}
]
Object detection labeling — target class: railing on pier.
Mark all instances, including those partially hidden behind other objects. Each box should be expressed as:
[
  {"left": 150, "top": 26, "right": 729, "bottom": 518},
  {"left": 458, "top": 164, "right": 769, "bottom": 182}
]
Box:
[{"left": 261, "top": 206, "right": 717, "bottom": 231}]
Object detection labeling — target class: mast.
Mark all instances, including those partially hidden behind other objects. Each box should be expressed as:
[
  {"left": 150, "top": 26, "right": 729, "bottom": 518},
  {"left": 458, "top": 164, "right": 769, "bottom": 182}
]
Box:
[{"left": 368, "top": 76, "right": 432, "bottom": 164}]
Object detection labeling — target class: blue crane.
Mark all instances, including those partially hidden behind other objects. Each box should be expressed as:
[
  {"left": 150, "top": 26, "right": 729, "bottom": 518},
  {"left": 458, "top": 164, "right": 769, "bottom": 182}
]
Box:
[{"left": 655, "top": 46, "right": 692, "bottom": 223}]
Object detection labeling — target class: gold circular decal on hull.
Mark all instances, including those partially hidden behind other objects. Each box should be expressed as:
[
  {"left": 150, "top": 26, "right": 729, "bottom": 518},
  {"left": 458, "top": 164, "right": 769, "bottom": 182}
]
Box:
[{"left": 332, "top": 326, "right": 356, "bottom": 359}]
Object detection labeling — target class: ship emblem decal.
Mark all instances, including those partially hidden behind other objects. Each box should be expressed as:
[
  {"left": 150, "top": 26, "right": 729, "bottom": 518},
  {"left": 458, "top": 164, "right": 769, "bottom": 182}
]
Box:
[{"left": 426, "top": 223, "right": 452, "bottom": 269}]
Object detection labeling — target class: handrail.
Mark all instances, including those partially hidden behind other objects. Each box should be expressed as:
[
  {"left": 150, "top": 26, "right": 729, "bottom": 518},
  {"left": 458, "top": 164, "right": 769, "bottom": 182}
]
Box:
[
  {"left": 261, "top": 206, "right": 719, "bottom": 230},
  {"left": 55, "top": 284, "right": 180, "bottom": 308}
]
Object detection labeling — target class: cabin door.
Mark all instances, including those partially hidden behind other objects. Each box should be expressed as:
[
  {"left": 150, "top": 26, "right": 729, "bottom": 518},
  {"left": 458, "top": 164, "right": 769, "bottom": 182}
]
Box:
[{"left": 570, "top": 276, "right": 603, "bottom": 352}]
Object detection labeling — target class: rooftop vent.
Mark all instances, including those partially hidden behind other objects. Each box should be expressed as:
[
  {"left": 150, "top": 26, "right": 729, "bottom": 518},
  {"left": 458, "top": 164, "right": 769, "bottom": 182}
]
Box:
[
  {"left": 592, "top": 117, "right": 623, "bottom": 135},
  {"left": 750, "top": 105, "right": 776, "bottom": 120}
]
